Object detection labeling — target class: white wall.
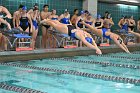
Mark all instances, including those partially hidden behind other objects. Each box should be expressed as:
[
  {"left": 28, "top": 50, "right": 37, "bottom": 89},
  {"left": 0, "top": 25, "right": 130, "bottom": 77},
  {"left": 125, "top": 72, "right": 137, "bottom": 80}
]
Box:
[{"left": 83, "top": 0, "right": 97, "bottom": 17}]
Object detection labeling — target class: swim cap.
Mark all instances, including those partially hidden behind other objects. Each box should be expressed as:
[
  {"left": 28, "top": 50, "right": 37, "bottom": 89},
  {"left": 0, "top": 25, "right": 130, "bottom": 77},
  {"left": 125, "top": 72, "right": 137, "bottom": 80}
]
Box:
[
  {"left": 85, "top": 37, "right": 92, "bottom": 44},
  {"left": 97, "top": 14, "right": 101, "bottom": 19},
  {"left": 65, "top": 9, "right": 68, "bottom": 13},
  {"left": 80, "top": 10, "right": 85, "bottom": 15},
  {"left": 22, "top": 6, "right": 27, "bottom": 10}
]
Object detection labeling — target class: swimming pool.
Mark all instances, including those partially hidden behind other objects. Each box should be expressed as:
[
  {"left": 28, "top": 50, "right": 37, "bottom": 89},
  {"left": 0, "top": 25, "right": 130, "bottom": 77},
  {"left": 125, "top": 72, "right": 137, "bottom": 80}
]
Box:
[{"left": 0, "top": 51, "right": 140, "bottom": 93}]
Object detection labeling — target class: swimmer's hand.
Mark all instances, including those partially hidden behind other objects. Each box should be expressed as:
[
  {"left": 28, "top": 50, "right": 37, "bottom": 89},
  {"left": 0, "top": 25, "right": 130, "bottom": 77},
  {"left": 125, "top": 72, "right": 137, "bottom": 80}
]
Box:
[
  {"left": 5, "top": 14, "right": 12, "bottom": 19},
  {"left": 80, "top": 20, "right": 85, "bottom": 25},
  {"left": 40, "top": 18, "right": 50, "bottom": 24},
  {"left": 96, "top": 49, "right": 102, "bottom": 55},
  {"left": 126, "top": 51, "right": 131, "bottom": 54}
]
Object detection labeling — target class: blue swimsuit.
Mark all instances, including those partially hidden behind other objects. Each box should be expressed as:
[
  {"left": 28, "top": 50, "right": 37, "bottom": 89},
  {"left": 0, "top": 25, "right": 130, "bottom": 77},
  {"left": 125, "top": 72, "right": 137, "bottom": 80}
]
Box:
[
  {"left": 51, "top": 17, "right": 58, "bottom": 20},
  {"left": 67, "top": 25, "right": 77, "bottom": 39},
  {"left": 122, "top": 23, "right": 128, "bottom": 33},
  {"left": 61, "top": 17, "right": 70, "bottom": 24},
  {"left": 102, "top": 28, "right": 112, "bottom": 40},
  {"left": 85, "top": 21, "right": 93, "bottom": 28},
  {"left": 67, "top": 25, "right": 93, "bottom": 44},
  {"left": 32, "top": 20, "right": 38, "bottom": 30},
  {"left": 77, "top": 19, "right": 83, "bottom": 28}
]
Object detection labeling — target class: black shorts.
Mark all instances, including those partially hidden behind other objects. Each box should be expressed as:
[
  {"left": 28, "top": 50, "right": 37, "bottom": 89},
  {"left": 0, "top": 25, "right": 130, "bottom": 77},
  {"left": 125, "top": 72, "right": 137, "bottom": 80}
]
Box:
[{"left": 42, "top": 25, "right": 50, "bottom": 29}]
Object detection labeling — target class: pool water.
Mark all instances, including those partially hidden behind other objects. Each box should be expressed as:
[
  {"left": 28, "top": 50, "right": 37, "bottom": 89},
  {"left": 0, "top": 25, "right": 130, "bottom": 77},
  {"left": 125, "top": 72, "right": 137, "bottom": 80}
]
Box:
[{"left": 0, "top": 51, "right": 140, "bottom": 93}]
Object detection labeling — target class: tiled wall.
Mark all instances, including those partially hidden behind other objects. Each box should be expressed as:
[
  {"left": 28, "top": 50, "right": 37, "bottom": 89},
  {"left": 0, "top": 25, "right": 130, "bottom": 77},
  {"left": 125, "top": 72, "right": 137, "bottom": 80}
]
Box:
[
  {"left": 98, "top": 2, "right": 140, "bottom": 31},
  {"left": 0, "top": 0, "right": 83, "bottom": 15},
  {"left": 0, "top": 0, "right": 83, "bottom": 36}
]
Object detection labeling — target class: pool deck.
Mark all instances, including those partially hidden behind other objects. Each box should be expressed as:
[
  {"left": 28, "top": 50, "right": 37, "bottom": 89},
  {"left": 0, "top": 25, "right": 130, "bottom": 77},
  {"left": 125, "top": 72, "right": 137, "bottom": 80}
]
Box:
[{"left": 0, "top": 44, "right": 140, "bottom": 62}]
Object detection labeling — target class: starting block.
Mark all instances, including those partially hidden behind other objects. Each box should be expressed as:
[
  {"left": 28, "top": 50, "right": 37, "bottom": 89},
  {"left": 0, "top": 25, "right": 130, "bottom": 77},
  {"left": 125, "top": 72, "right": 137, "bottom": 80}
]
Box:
[
  {"left": 16, "top": 47, "right": 33, "bottom": 51},
  {"left": 64, "top": 45, "right": 77, "bottom": 49},
  {"left": 100, "top": 43, "right": 110, "bottom": 47}
]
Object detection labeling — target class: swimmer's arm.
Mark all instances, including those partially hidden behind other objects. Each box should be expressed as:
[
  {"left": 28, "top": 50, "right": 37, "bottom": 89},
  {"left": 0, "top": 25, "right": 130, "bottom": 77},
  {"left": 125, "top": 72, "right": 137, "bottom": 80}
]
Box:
[
  {"left": 91, "top": 19, "right": 94, "bottom": 26},
  {"left": 40, "top": 11, "right": 46, "bottom": 20},
  {"left": 110, "top": 18, "right": 114, "bottom": 26},
  {"left": 27, "top": 14, "right": 33, "bottom": 32},
  {"left": 16, "top": 15, "right": 20, "bottom": 28},
  {"left": 133, "top": 20, "right": 136, "bottom": 26},
  {"left": 70, "top": 15, "right": 75, "bottom": 23},
  {"left": 69, "top": 20, "right": 72, "bottom": 25},
  {"left": 1, "top": 6, "right": 12, "bottom": 19},
  {"left": 137, "top": 21, "right": 140, "bottom": 30},
  {"left": 13, "top": 12, "right": 16, "bottom": 28},
  {"left": 58, "top": 14, "right": 63, "bottom": 21},
  {"left": 75, "top": 17, "right": 80, "bottom": 29},
  {"left": 0, "top": 18, "right": 11, "bottom": 29},
  {"left": 27, "top": 9, "right": 33, "bottom": 14},
  {"left": 118, "top": 20, "right": 122, "bottom": 28},
  {"left": 68, "top": 14, "right": 72, "bottom": 25},
  {"left": 82, "top": 21, "right": 97, "bottom": 31},
  {"left": 92, "top": 19, "right": 96, "bottom": 28},
  {"left": 37, "top": 11, "right": 41, "bottom": 23},
  {"left": 33, "top": 10, "right": 39, "bottom": 21},
  {"left": 68, "top": 15, "right": 72, "bottom": 25}
]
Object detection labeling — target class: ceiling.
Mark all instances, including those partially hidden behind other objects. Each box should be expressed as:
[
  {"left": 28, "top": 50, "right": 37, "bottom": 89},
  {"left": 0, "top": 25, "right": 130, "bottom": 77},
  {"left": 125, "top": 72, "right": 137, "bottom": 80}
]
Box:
[{"left": 98, "top": 0, "right": 140, "bottom": 6}]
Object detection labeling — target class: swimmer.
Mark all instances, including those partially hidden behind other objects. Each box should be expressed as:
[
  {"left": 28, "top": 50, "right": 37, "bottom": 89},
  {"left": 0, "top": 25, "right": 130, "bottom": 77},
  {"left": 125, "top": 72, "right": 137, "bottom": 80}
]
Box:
[
  {"left": 59, "top": 9, "right": 71, "bottom": 24},
  {"left": 40, "top": 4, "right": 51, "bottom": 48},
  {"left": 94, "top": 14, "right": 103, "bottom": 29},
  {"left": 13, "top": 4, "right": 24, "bottom": 28},
  {"left": 18, "top": 6, "right": 33, "bottom": 33},
  {"left": 0, "top": 6, "right": 12, "bottom": 51},
  {"left": 28, "top": 3, "right": 40, "bottom": 49},
  {"left": 71, "top": 9, "right": 79, "bottom": 26},
  {"left": 49, "top": 9, "right": 58, "bottom": 20},
  {"left": 81, "top": 19, "right": 130, "bottom": 53},
  {"left": 40, "top": 19, "right": 102, "bottom": 54}
]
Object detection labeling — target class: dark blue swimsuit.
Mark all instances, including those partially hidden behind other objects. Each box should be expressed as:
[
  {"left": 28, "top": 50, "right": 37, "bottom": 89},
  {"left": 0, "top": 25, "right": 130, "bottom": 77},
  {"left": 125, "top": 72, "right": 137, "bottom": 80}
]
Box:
[
  {"left": 85, "top": 21, "right": 93, "bottom": 28},
  {"left": 77, "top": 19, "right": 83, "bottom": 28},
  {"left": 51, "top": 17, "right": 58, "bottom": 20},
  {"left": 19, "top": 16, "right": 29, "bottom": 31}
]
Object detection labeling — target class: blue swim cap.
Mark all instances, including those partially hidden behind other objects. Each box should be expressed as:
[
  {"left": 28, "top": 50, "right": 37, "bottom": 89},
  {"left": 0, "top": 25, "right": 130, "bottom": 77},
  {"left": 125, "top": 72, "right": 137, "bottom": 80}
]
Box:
[
  {"left": 97, "top": 14, "right": 101, "bottom": 19},
  {"left": 85, "top": 37, "right": 92, "bottom": 44},
  {"left": 80, "top": 10, "right": 85, "bottom": 15},
  {"left": 22, "top": 6, "right": 27, "bottom": 10}
]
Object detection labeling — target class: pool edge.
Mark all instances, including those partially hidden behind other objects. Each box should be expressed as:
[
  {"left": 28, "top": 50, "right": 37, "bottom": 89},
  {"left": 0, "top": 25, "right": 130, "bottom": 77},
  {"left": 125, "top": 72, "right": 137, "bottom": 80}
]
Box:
[{"left": 0, "top": 44, "right": 140, "bottom": 62}]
